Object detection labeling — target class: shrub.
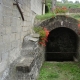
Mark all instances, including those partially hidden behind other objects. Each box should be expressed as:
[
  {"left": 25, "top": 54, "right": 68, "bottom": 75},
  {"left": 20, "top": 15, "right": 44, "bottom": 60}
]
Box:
[
  {"left": 55, "top": 6, "right": 68, "bottom": 13},
  {"left": 33, "top": 27, "right": 49, "bottom": 46}
]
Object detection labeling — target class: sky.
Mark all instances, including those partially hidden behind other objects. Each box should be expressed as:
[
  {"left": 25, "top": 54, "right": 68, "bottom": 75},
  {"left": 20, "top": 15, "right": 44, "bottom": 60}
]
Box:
[{"left": 57, "top": 0, "right": 80, "bottom": 3}]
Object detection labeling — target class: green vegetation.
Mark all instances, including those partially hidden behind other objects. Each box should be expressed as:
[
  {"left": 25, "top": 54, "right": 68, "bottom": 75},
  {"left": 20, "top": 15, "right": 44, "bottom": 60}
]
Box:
[
  {"left": 37, "top": 62, "right": 80, "bottom": 80},
  {"left": 36, "top": 13, "right": 80, "bottom": 21},
  {"left": 57, "top": 3, "right": 80, "bottom": 8},
  {"left": 33, "top": 27, "right": 46, "bottom": 37},
  {"left": 36, "top": 13, "right": 56, "bottom": 20},
  {"left": 35, "top": 1, "right": 80, "bottom": 20},
  {"left": 69, "top": 14, "right": 80, "bottom": 20}
]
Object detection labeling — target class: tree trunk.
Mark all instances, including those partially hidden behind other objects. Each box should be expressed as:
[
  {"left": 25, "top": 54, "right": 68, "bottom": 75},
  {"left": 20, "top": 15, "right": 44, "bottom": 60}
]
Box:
[{"left": 52, "top": 0, "right": 56, "bottom": 11}]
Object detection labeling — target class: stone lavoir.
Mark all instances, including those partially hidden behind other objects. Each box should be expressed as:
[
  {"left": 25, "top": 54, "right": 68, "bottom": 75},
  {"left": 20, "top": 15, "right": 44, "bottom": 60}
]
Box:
[
  {"left": 46, "top": 27, "right": 78, "bottom": 61},
  {"left": 1, "top": 15, "right": 80, "bottom": 80},
  {"left": 39, "top": 15, "right": 80, "bottom": 62}
]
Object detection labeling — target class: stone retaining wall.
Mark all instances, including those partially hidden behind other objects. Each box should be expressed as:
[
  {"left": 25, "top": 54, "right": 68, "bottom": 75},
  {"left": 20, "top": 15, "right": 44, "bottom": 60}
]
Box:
[
  {"left": 2, "top": 35, "right": 45, "bottom": 80},
  {"left": 0, "top": 0, "right": 43, "bottom": 79},
  {"left": 34, "top": 15, "right": 80, "bottom": 61},
  {"left": 69, "top": 8, "right": 80, "bottom": 13},
  {"left": 0, "top": 0, "right": 34, "bottom": 75}
]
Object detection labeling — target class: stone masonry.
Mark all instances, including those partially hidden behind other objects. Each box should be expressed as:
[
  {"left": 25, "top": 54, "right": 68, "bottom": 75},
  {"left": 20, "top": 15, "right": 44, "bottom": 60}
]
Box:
[
  {"left": 3, "top": 35, "right": 45, "bottom": 80},
  {"left": 0, "top": 0, "right": 43, "bottom": 79}
]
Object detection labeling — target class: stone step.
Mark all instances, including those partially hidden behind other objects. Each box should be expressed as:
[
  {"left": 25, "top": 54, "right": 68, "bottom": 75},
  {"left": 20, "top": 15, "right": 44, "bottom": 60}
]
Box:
[{"left": 16, "top": 57, "right": 34, "bottom": 73}]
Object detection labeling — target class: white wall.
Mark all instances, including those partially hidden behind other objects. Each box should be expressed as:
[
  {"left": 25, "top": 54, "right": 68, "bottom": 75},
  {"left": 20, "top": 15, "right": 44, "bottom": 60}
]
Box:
[
  {"left": 31, "top": 0, "right": 42, "bottom": 15},
  {"left": 0, "top": 0, "right": 43, "bottom": 77},
  {"left": 0, "top": 0, "right": 36, "bottom": 75}
]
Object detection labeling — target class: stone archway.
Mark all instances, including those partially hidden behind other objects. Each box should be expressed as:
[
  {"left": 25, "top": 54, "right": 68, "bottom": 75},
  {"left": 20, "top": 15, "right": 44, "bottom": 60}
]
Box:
[
  {"left": 46, "top": 27, "right": 78, "bottom": 61},
  {"left": 40, "top": 15, "right": 78, "bottom": 33},
  {"left": 39, "top": 15, "right": 80, "bottom": 61}
]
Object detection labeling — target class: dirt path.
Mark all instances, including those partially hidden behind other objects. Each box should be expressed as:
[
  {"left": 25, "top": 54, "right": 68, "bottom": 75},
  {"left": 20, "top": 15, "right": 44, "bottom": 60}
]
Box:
[{"left": 37, "top": 62, "right": 80, "bottom": 80}]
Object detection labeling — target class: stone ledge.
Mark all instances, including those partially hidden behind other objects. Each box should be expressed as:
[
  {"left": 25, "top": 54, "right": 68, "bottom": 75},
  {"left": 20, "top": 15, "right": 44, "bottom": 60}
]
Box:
[{"left": 16, "top": 57, "right": 34, "bottom": 73}]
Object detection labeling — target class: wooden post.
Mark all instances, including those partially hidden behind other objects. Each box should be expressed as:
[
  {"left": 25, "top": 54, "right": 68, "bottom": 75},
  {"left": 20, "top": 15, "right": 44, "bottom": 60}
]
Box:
[{"left": 42, "top": 0, "right": 45, "bottom": 15}]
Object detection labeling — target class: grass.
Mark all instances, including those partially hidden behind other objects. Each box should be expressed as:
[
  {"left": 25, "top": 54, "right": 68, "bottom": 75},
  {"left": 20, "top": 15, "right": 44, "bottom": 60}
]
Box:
[
  {"left": 36, "top": 12, "right": 80, "bottom": 21},
  {"left": 37, "top": 62, "right": 80, "bottom": 80},
  {"left": 36, "top": 13, "right": 56, "bottom": 20},
  {"left": 36, "top": 13, "right": 80, "bottom": 21},
  {"left": 69, "top": 14, "right": 80, "bottom": 20}
]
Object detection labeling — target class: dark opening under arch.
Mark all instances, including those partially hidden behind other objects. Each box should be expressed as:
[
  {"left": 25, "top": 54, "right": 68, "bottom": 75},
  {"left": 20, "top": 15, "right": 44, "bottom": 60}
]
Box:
[
  {"left": 46, "top": 27, "right": 78, "bottom": 61},
  {"left": 45, "top": 5, "right": 49, "bottom": 13}
]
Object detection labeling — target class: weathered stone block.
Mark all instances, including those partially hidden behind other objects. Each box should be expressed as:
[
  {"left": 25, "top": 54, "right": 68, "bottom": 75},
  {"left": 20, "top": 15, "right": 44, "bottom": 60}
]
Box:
[
  {"left": 11, "top": 19, "right": 18, "bottom": 33},
  {"left": 16, "top": 11, "right": 21, "bottom": 18},
  {"left": 10, "top": 33, "right": 16, "bottom": 42},
  {"left": 0, "top": 52, "right": 2, "bottom": 62},
  {"left": 0, "top": 25, "right": 6, "bottom": 35},
  {"left": 17, "top": 18, "right": 21, "bottom": 26},
  {"left": 23, "top": 21, "right": 27, "bottom": 26},
  {"left": 0, "top": 14, "right": 3, "bottom": 25},
  {"left": 0, "top": 60, "right": 8, "bottom": 73},
  {"left": 12, "top": 10, "right": 17, "bottom": 17},
  {"left": 11, "top": 41, "right": 18, "bottom": 49},
  {"left": 9, "top": 48, "right": 20, "bottom": 64},
  {"left": 16, "top": 57, "right": 34, "bottom": 73},
  {"left": 4, "top": 42, "right": 11, "bottom": 52},
  {"left": 0, "top": 42, "right": 5, "bottom": 53},
  {"left": 6, "top": 26, "right": 11, "bottom": 34},
  {"left": 2, "top": 0, "right": 12, "bottom": 6},
  {"left": 0, "top": 35, "right": 3, "bottom": 42},
  {"left": 2, "top": 6, "right": 7, "bottom": 16},
  {"left": 0, "top": 52, "right": 9, "bottom": 72},
  {"left": 2, "top": 52, "right": 9, "bottom": 61},
  {"left": 3, "top": 16, "right": 11, "bottom": 26},
  {"left": 23, "top": 27, "right": 27, "bottom": 32},
  {"left": 6, "top": 8, "right": 12, "bottom": 17},
  {"left": 17, "top": 26, "right": 22, "bottom": 32},
  {"left": 31, "top": 33, "right": 40, "bottom": 38},
  {"left": 15, "top": 33, "right": 20, "bottom": 40},
  {"left": 3, "top": 34, "right": 10, "bottom": 43}
]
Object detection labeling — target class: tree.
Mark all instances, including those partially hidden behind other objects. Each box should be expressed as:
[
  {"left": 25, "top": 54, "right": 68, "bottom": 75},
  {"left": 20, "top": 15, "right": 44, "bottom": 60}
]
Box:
[
  {"left": 75, "top": 1, "right": 79, "bottom": 3},
  {"left": 57, "top": 1, "right": 62, "bottom": 4},
  {"left": 52, "top": 0, "right": 56, "bottom": 11},
  {"left": 46, "top": 0, "right": 52, "bottom": 3},
  {"left": 62, "top": 0, "right": 68, "bottom": 3},
  {"left": 69, "top": 1, "right": 73, "bottom": 3}
]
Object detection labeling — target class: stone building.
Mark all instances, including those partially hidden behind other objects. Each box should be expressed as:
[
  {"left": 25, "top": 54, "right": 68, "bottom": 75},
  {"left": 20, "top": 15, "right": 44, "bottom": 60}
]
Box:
[{"left": 0, "top": 0, "right": 45, "bottom": 79}]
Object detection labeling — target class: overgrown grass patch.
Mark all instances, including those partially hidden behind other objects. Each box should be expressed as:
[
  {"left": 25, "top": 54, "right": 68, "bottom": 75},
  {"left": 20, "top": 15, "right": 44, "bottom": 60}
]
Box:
[
  {"left": 70, "top": 14, "right": 80, "bottom": 20},
  {"left": 37, "top": 62, "right": 80, "bottom": 80},
  {"left": 36, "top": 13, "right": 56, "bottom": 20}
]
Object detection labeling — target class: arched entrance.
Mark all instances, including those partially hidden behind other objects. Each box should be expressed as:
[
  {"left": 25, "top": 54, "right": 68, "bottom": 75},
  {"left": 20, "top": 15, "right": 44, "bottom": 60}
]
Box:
[{"left": 46, "top": 27, "right": 78, "bottom": 61}]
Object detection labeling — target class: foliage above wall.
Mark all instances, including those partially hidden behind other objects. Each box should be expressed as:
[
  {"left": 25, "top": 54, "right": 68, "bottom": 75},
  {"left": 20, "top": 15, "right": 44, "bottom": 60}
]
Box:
[
  {"left": 33, "top": 27, "right": 49, "bottom": 46},
  {"left": 36, "top": 13, "right": 56, "bottom": 20},
  {"left": 55, "top": 6, "right": 68, "bottom": 13}
]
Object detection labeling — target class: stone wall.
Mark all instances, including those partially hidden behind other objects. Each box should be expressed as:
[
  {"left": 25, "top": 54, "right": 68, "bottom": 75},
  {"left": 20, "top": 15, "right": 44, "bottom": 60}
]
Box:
[
  {"left": 40, "top": 15, "right": 79, "bottom": 34},
  {"left": 0, "top": 35, "right": 45, "bottom": 80},
  {"left": 39, "top": 15, "right": 80, "bottom": 61},
  {"left": 69, "top": 8, "right": 80, "bottom": 13},
  {"left": 0, "top": 0, "right": 43, "bottom": 78}
]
